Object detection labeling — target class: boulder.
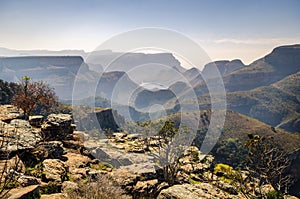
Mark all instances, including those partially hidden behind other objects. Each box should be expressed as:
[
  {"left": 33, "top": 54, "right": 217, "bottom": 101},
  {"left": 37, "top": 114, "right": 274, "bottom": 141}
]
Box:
[
  {"left": 0, "top": 119, "right": 41, "bottom": 153},
  {"left": 41, "top": 114, "right": 74, "bottom": 141},
  {"left": 157, "top": 183, "right": 244, "bottom": 199},
  {"left": 42, "top": 159, "right": 68, "bottom": 183}
]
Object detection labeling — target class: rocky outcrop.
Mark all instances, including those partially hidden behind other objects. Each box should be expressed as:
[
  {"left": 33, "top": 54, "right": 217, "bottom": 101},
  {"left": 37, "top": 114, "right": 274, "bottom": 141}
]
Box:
[
  {"left": 41, "top": 114, "right": 74, "bottom": 141},
  {"left": 75, "top": 108, "right": 124, "bottom": 132}
]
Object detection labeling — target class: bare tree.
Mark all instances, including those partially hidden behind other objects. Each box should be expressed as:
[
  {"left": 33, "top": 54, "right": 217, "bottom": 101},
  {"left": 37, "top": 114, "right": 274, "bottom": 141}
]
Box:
[
  {"left": 245, "top": 134, "right": 294, "bottom": 196},
  {"left": 147, "top": 120, "right": 193, "bottom": 185}
]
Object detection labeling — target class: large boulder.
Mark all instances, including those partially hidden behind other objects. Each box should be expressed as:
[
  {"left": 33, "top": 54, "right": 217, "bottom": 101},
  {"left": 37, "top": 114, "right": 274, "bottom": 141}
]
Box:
[
  {"left": 0, "top": 119, "right": 41, "bottom": 153},
  {"left": 157, "top": 183, "right": 244, "bottom": 199},
  {"left": 41, "top": 114, "right": 74, "bottom": 141}
]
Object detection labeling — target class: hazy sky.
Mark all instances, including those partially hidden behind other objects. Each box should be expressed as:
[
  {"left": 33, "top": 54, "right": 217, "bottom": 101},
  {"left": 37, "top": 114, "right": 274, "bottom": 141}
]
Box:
[{"left": 0, "top": 0, "right": 299, "bottom": 65}]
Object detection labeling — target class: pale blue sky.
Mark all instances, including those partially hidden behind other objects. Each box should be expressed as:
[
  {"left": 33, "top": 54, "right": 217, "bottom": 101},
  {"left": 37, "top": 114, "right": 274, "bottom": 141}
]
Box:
[{"left": 0, "top": 0, "right": 299, "bottom": 64}]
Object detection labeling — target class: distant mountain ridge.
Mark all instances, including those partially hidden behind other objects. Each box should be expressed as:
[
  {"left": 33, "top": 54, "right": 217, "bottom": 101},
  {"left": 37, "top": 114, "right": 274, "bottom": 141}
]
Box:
[{"left": 0, "top": 45, "right": 299, "bottom": 134}]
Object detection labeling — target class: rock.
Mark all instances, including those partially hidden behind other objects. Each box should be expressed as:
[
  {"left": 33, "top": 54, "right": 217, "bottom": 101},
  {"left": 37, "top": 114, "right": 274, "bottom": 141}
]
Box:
[
  {"left": 109, "top": 169, "right": 139, "bottom": 192},
  {"left": 61, "top": 181, "right": 79, "bottom": 193},
  {"left": 64, "top": 152, "right": 91, "bottom": 170},
  {"left": 76, "top": 108, "right": 124, "bottom": 132},
  {"left": 72, "top": 131, "right": 88, "bottom": 142},
  {"left": 40, "top": 193, "right": 68, "bottom": 199},
  {"left": 42, "top": 159, "right": 68, "bottom": 183},
  {"left": 29, "top": 115, "right": 44, "bottom": 127},
  {"left": 179, "top": 146, "right": 214, "bottom": 175},
  {"left": 113, "top": 132, "right": 128, "bottom": 140},
  {"left": 63, "top": 152, "right": 91, "bottom": 180},
  {"left": 0, "top": 119, "right": 41, "bottom": 152},
  {"left": 0, "top": 105, "right": 23, "bottom": 123},
  {"left": 127, "top": 133, "right": 142, "bottom": 140},
  {"left": 157, "top": 183, "right": 244, "bottom": 199},
  {"left": 18, "top": 175, "right": 40, "bottom": 187},
  {"left": 4, "top": 185, "right": 40, "bottom": 199},
  {"left": 0, "top": 155, "right": 25, "bottom": 176},
  {"left": 133, "top": 179, "right": 159, "bottom": 198},
  {"left": 32, "top": 141, "right": 66, "bottom": 161},
  {"left": 92, "top": 147, "right": 110, "bottom": 160},
  {"left": 41, "top": 114, "right": 73, "bottom": 141},
  {"left": 62, "top": 140, "right": 83, "bottom": 151}
]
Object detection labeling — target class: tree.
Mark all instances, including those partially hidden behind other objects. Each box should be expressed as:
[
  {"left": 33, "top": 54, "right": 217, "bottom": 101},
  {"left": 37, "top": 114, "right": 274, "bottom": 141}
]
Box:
[
  {"left": 245, "top": 134, "right": 294, "bottom": 196},
  {"left": 12, "top": 76, "right": 57, "bottom": 118},
  {"left": 145, "top": 120, "right": 192, "bottom": 185}
]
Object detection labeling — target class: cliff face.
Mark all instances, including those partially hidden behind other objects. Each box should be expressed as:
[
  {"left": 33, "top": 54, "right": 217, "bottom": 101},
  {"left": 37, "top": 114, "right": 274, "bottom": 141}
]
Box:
[{"left": 74, "top": 107, "right": 125, "bottom": 133}]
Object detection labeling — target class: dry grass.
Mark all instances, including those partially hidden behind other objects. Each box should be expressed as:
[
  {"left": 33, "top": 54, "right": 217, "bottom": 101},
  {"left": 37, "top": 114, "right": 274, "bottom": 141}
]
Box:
[{"left": 67, "top": 174, "right": 131, "bottom": 199}]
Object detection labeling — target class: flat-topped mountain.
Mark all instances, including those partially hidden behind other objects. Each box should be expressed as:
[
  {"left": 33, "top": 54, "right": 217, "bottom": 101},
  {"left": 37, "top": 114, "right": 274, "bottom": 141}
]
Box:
[{"left": 0, "top": 56, "right": 97, "bottom": 99}]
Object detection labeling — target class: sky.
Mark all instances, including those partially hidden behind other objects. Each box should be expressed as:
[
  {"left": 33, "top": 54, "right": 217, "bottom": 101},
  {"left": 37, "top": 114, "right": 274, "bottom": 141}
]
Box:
[{"left": 0, "top": 0, "right": 299, "bottom": 65}]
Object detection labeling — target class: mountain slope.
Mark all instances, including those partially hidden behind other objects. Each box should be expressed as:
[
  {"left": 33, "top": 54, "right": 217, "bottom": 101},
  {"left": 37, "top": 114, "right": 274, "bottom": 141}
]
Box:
[
  {"left": 193, "top": 44, "right": 300, "bottom": 95},
  {"left": 194, "top": 72, "right": 300, "bottom": 133}
]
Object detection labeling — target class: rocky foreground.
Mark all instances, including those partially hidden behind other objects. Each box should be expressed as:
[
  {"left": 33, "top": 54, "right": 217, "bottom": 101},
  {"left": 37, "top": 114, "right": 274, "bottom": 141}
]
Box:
[{"left": 0, "top": 105, "right": 298, "bottom": 199}]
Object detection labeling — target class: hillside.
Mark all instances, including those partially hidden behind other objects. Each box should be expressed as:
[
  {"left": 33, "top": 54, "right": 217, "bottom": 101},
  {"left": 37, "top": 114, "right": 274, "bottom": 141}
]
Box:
[
  {"left": 191, "top": 72, "right": 300, "bottom": 133},
  {"left": 192, "top": 44, "right": 300, "bottom": 95},
  {"left": 225, "top": 72, "right": 300, "bottom": 133},
  {"left": 162, "top": 109, "right": 300, "bottom": 152}
]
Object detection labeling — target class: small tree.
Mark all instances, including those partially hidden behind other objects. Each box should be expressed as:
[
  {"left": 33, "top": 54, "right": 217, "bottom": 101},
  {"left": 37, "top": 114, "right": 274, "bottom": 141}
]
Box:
[
  {"left": 12, "top": 76, "right": 57, "bottom": 118},
  {"left": 148, "top": 120, "right": 192, "bottom": 185}
]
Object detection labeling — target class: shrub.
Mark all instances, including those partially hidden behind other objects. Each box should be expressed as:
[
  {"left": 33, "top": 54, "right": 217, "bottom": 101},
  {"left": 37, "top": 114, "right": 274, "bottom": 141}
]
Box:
[{"left": 67, "top": 174, "right": 129, "bottom": 199}]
